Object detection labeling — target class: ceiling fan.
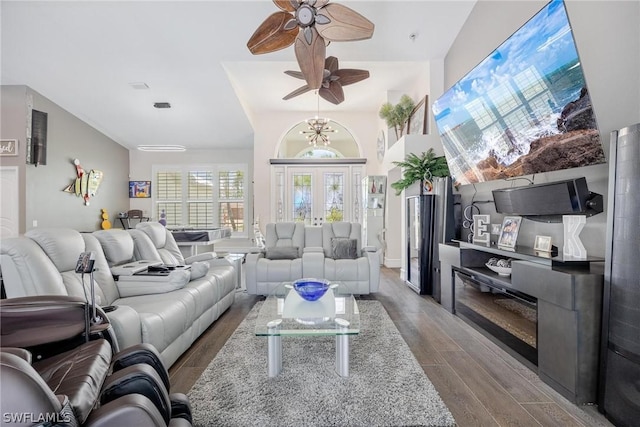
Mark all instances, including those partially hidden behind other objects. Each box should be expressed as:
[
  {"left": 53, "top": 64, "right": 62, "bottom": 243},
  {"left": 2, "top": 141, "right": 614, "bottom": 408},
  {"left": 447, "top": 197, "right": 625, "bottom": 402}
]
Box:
[
  {"left": 283, "top": 56, "right": 370, "bottom": 104},
  {"left": 247, "top": 0, "right": 374, "bottom": 90}
]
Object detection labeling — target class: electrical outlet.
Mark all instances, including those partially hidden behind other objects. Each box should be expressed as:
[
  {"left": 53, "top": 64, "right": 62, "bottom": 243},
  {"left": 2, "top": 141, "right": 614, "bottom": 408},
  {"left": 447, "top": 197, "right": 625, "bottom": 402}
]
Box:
[{"left": 32, "top": 220, "right": 38, "bottom": 227}]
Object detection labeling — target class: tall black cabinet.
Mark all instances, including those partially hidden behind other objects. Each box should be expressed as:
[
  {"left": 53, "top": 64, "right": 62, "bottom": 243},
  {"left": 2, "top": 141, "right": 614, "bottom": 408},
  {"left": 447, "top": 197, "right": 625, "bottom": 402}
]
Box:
[
  {"left": 406, "top": 194, "right": 435, "bottom": 295},
  {"left": 600, "top": 123, "right": 640, "bottom": 426},
  {"left": 405, "top": 177, "right": 459, "bottom": 298}
]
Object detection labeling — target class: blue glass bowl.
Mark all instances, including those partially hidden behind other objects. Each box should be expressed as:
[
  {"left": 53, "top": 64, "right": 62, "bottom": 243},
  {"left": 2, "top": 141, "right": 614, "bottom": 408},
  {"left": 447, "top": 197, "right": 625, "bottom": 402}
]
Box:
[{"left": 292, "top": 279, "right": 331, "bottom": 302}]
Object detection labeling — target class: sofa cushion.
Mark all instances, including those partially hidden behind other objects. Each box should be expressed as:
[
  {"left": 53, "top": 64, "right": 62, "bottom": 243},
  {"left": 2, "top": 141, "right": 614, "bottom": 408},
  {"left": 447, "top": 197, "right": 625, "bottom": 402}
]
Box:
[
  {"left": 265, "top": 247, "right": 299, "bottom": 260},
  {"left": 331, "top": 238, "right": 358, "bottom": 259}
]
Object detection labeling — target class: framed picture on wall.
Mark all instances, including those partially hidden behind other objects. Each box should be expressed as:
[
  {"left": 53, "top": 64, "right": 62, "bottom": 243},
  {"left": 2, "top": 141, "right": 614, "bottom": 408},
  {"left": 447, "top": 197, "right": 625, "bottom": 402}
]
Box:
[
  {"left": 408, "top": 95, "right": 428, "bottom": 135},
  {"left": 129, "top": 181, "right": 151, "bottom": 198}
]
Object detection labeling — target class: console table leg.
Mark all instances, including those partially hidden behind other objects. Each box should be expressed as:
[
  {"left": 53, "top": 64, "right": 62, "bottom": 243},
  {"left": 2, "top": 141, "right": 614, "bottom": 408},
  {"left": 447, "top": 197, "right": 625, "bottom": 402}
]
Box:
[
  {"left": 336, "top": 318, "right": 350, "bottom": 377},
  {"left": 267, "top": 320, "right": 282, "bottom": 377}
]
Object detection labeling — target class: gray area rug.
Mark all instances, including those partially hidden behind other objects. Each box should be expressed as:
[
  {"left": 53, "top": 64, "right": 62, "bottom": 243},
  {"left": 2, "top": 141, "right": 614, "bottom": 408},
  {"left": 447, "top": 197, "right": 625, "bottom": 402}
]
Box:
[{"left": 188, "top": 300, "right": 455, "bottom": 426}]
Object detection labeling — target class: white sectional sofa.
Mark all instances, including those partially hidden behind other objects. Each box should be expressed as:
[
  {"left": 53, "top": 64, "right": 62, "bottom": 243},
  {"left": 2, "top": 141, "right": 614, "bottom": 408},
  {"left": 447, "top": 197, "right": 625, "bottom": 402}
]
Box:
[
  {"left": 0, "top": 227, "right": 236, "bottom": 368},
  {"left": 245, "top": 222, "right": 381, "bottom": 295}
]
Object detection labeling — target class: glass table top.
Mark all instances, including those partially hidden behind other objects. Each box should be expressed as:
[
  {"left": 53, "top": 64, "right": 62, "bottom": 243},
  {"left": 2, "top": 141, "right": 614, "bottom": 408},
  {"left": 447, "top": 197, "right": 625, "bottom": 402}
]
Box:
[{"left": 255, "top": 282, "right": 360, "bottom": 336}]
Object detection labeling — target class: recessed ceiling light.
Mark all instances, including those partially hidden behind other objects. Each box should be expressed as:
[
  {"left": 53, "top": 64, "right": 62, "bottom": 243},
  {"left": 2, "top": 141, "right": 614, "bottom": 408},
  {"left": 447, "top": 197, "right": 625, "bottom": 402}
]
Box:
[
  {"left": 153, "top": 102, "right": 171, "bottom": 109},
  {"left": 129, "top": 82, "right": 149, "bottom": 90},
  {"left": 137, "top": 145, "right": 186, "bottom": 152}
]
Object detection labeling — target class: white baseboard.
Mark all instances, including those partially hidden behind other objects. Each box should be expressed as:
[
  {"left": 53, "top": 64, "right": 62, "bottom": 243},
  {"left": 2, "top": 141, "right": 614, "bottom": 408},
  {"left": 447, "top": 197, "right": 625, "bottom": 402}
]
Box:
[{"left": 384, "top": 258, "right": 401, "bottom": 269}]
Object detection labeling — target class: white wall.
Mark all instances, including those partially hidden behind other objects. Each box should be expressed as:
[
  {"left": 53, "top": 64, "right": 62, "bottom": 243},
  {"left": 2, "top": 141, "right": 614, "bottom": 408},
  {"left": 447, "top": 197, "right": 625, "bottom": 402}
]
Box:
[{"left": 443, "top": 0, "right": 640, "bottom": 257}]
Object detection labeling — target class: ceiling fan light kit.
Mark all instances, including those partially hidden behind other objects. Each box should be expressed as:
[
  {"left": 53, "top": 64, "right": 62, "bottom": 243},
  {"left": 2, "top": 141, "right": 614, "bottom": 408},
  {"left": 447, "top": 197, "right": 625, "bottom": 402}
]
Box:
[{"left": 248, "top": 0, "right": 374, "bottom": 96}]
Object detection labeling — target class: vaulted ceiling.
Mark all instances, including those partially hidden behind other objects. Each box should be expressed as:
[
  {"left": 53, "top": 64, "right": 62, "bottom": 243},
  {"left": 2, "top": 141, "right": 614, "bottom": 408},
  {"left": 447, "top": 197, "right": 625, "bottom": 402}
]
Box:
[{"left": 1, "top": 1, "right": 476, "bottom": 150}]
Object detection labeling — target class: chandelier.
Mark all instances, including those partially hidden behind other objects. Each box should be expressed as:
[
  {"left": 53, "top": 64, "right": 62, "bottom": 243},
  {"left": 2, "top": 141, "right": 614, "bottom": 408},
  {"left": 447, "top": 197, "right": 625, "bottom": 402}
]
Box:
[
  {"left": 300, "top": 117, "right": 337, "bottom": 146},
  {"left": 300, "top": 93, "right": 337, "bottom": 146}
]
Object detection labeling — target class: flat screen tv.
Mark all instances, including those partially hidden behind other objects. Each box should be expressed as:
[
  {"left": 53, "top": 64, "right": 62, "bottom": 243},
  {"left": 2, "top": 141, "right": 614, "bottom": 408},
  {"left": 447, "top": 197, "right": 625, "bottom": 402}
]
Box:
[{"left": 432, "top": 0, "right": 605, "bottom": 186}]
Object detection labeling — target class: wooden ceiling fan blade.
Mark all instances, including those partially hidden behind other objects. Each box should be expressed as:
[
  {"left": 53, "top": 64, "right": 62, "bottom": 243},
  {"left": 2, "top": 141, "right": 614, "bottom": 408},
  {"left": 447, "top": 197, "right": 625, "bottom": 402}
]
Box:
[
  {"left": 334, "top": 69, "right": 370, "bottom": 86},
  {"left": 320, "top": 82, "right": 345, "bottom": 105},
  {"left": 315, "top": 4, "right": 375, "bottom": 42},
  {"left": 325, "top": 56, "right": 339, "bottom": 74},
  {"left": 247, "top": 11, "right": 298, "bottom": 54},
  {"left": 294, "top": 28, "right": 326, "bottom": 90},
  {"left": 283, "top": 84, "right": 313, "bottom": 101},
  {"left": 273, "top": 0, "right": 296, "bottom": 13},
  {"left": 284, "top": 70, "right": 305, "bottom": 80}
]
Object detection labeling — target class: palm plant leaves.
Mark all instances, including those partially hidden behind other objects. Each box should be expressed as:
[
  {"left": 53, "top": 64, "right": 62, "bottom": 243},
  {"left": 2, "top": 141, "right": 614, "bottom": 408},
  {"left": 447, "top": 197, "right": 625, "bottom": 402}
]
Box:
[
  {"left": 379, "top": 94, "right": 415, "bottom": 139},
  {"left": 390, "top": 149, "right": 450, "bottom": 195}
]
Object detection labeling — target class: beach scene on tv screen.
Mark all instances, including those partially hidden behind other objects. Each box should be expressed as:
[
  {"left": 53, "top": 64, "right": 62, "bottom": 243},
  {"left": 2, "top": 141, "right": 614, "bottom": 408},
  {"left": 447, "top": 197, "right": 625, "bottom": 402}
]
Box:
[{"left": 432, "top": 0, "right": 605, "bottom": 186}]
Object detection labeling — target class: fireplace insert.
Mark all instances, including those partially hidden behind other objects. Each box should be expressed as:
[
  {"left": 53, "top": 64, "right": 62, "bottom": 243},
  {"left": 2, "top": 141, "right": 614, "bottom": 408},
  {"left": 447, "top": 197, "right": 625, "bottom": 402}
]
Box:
[{"left": 453, "top": 268, "right": 538, "bottom": 366}]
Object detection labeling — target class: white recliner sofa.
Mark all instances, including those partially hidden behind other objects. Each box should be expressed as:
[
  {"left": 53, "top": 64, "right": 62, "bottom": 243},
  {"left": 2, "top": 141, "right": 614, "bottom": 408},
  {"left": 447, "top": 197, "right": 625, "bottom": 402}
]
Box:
[
  {"left": 1, "top": 227, "right": 235, "bottom": 368},
  {"left": 245, "top": 221, "right": 380, "bottom": 295}
]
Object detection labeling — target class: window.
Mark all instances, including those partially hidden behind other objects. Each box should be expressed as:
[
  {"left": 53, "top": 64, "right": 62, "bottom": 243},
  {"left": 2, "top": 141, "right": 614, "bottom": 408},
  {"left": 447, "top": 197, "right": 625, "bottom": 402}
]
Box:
[
  {"left": 153, "top": 164, "right": 248, "bottom": 235},
  {"left": 218, "top": 170, "right": 245, "bottom": 232}
]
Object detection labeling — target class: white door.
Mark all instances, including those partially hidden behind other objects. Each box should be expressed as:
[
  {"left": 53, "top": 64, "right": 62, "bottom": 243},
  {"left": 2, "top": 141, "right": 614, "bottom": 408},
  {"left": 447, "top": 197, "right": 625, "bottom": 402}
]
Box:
[
  {"left": 277, "top": 165, "right": 362, "bottom": 225},
  {"left": 0, "top": 166, "right": 19, "bottom": 238}
]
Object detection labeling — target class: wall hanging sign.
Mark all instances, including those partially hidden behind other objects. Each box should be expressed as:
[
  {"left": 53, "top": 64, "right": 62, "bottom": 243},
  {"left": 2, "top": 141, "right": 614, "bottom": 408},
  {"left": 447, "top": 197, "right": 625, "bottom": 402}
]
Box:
[
  {"left": 129, "top": 181, "right": 151, "bottom": 198},
  {"left": 0, "top": 139, "right": 18, "bottom": 156}
]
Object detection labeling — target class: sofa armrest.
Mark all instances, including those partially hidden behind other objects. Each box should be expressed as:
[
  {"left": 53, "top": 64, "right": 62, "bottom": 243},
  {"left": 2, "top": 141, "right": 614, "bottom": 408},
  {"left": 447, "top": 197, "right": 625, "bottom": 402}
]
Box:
[
  {"left": 115, "top": 270, "right": 190, "bottom": 298},
  {"left": 206, "top": 257, "right": 233, "bottom": 268},
  {"left": 363, "top": 250, "right": 381, "bottom": 293},
  {"left": 185, "top": 253, "right": 216, "bottom": 264},
  {"left": 105, "top": 305, "right": 142, "bottom": 350},
  {"left": 1, "top": 347, "right": 32, "bottom": 363},
  {"left": 362, "top": 246, "right": 378, "bottom": 253},
  {"left": 303, "top": 246, "right": 324, "bottom": 254},
  {"left": 244, "top": 252, "right": 264, "bottom": 295}
]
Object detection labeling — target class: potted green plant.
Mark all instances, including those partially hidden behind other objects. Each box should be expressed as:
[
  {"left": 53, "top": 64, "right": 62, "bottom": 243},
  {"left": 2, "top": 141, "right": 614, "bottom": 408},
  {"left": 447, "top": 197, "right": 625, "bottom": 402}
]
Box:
[
  {"left": 390, "top": 149, "right": 450, "bottom": 195},
  {"left": 378, "top": 95, "right": 415, "bottom": 140}
]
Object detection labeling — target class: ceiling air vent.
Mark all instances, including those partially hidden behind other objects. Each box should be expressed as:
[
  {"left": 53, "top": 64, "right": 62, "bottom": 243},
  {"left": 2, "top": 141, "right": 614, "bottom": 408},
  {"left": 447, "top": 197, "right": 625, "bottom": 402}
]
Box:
[{"left": 153, "top": 102, "right": 171, "bottom": 109}]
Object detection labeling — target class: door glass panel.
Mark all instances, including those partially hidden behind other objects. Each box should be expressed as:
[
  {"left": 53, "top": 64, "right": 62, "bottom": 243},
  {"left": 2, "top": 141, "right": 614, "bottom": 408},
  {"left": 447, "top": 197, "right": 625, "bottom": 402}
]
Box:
[
  {"left": 292, "top": 173, "right": 312, "bottom": 224},
  {"left": 324, "top": 172, "right": 344, "bottom": 223}
]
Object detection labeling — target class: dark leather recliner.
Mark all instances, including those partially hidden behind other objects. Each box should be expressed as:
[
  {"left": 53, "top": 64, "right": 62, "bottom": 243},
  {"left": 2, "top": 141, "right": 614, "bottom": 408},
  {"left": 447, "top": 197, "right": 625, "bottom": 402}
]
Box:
[{"left": 0, "top": 296, "right": 193, "bottom": 427}]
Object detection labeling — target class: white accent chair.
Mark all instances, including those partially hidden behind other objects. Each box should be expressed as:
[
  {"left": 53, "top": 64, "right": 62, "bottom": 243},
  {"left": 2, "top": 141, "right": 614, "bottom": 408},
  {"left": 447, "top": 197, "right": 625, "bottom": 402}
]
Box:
[{"left": 244, "top": 222, "right": 304, "bottom": 295}]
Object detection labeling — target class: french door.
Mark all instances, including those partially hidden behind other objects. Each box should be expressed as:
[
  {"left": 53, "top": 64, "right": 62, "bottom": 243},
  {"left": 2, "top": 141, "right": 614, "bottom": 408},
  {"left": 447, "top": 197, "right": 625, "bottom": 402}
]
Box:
[{"left": 272, "top": 165, "right": 364, "bottom": 225}]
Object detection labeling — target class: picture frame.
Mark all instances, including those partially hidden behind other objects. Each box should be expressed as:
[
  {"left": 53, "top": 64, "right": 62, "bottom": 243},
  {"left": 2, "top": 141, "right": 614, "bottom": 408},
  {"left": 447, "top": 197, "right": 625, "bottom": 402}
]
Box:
[
  {"left": 534, "top": 235, "right": 552, "bottom": 252},
  {"left": 497, "top": 216, "right": 522, "bottom": 249},
  {"left": 0, "top": 139, "right": 18, "bottom": 156},
  {"left": 129, "top": 181, "right": 151, "bottom": 198},
  {"left": 408, "top": 95, "right": 428, "bottom": 135}
]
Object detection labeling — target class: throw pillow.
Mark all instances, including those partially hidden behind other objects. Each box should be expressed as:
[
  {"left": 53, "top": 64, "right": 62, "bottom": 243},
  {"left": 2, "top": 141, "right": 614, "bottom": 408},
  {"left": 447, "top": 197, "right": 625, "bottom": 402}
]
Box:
[
  {"left": 331, "top": 238, "right": 358, "bottom": 259},
  {"left": 265, "top": 246, "right": 299, "bottom": 260},
  {"left": 189, "top": 261, "right": 210, "bottom": 280}
]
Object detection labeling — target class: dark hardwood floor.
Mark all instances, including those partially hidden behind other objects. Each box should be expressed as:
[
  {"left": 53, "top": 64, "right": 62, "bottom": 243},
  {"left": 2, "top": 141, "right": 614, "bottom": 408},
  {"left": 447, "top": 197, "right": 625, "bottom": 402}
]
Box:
[{"left": 169, "top": 267, "right": 613, "bottom": 427}]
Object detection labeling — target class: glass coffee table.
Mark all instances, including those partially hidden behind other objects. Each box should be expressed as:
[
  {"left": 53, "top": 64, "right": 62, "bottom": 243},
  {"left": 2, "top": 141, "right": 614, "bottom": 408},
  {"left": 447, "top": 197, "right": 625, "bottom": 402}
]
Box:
[{"left": 255, "top": 281, "right": 359, "bottom": 378}]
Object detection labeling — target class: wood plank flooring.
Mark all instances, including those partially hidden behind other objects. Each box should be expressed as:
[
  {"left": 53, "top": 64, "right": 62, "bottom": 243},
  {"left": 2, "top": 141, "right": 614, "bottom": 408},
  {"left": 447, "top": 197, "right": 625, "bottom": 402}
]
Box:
[{"left": 169, "top": 267, "right": 614, "bottom": 426}]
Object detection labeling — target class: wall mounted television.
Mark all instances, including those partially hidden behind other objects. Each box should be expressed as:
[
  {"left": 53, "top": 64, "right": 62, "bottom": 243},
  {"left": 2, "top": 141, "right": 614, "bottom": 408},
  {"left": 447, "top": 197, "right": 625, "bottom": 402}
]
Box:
[{"left": 432, "top": 0, "right": 605, "bottom": 186}]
